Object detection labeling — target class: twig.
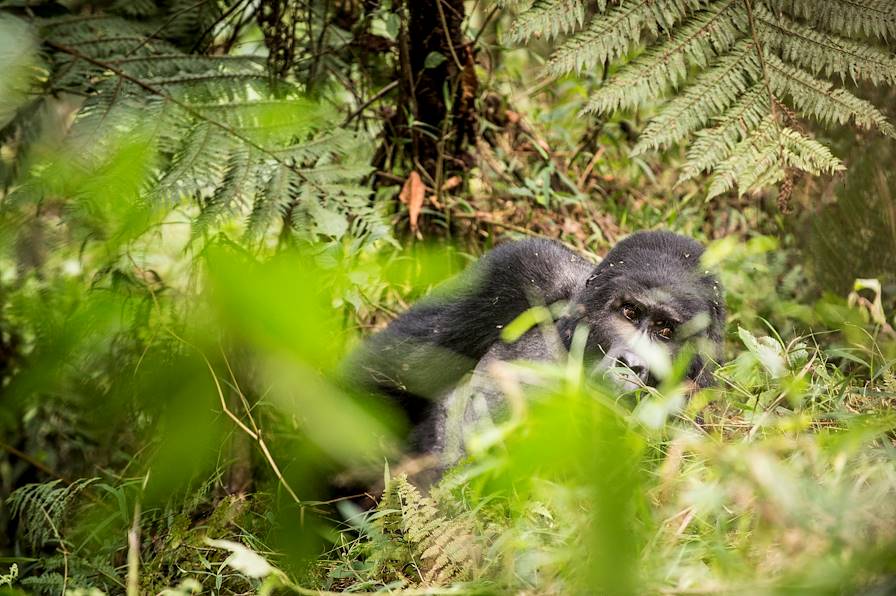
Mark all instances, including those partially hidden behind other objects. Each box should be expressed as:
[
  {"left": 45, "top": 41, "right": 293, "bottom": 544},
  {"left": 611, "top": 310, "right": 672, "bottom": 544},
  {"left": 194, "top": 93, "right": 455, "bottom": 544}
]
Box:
[
  {"left": 186, "top": 0, "right": 250, "bottom": 54},
  {"left": 436, "top": 0, "right": 464, "bottom": 71},
  {"left": 471, "top": 4, "right": 500, "bottom": 49},
  {"left": 165, "top": 329, "right": 304, "bottom": 506},
  {"left": 124, "top": 0, "right": 215, "bottom": 55},
  {"left": 220, "top": 345, "right": 260, "bottom": 435},
  {"left": 343, "top": 80, "right": 399, "bottom": 125},
  {"left": 577, "top": 146, "right": 605, "bottom": 189},
  {"left": 451, "top": 211, "right": 585, "bottom": 254},
  {"left": 0, "top": 441, "right": 68, "bottom": 483}
]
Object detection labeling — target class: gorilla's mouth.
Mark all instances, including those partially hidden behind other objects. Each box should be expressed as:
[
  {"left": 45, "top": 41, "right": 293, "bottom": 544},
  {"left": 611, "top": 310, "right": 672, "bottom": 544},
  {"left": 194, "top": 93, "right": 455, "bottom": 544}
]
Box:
[{"left": 595, "top": 360, "right": 655, "bottom": 391}]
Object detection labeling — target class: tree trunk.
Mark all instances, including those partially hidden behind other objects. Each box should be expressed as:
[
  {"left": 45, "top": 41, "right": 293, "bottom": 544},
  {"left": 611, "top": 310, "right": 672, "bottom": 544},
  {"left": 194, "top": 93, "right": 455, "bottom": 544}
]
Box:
[{"left": 396, "top": 0, "right": 478, "bottom": 188}]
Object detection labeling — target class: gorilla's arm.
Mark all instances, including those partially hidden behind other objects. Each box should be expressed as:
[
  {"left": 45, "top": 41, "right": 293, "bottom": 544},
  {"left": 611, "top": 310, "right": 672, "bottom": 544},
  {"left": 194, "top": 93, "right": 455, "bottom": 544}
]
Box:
[{"left": 345, "top": 239, "right": 592, "bottom": 421}]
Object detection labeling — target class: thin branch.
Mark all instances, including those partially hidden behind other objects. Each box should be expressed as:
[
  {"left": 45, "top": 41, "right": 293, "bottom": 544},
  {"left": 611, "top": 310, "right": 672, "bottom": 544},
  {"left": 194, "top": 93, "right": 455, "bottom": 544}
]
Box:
[
  {"left": 126, "top": 0, "right": 215, "bottom": 56},
  {"left": 436, "top": 0, "right": 465, "bottom": 71},
  {"left": 187, "top": 0, "right": 251, "bottom": 54},
  {"left": 220, "top": 344, "right": 260, "bottom": 435},
  {"left": 126, "top": 500, "right": 141, "bottom": 596},
  {"left": 0, "top": 441, "right": 69, "bottom": 483},
  {"left": 343, "top": 80, "right": 399, "bottom": 125},
  {"left": 471, "top": 3, "right": 500, "bottom": 49}
]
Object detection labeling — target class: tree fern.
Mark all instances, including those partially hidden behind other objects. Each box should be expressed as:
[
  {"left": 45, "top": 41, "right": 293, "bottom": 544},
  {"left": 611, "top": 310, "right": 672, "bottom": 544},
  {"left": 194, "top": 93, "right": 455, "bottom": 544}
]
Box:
[
  {"left": 2, "top": 7, "right": 380, "bottom": 248},
  {"left": 509, "top": 0, "right": 896, "bottom": 197}
]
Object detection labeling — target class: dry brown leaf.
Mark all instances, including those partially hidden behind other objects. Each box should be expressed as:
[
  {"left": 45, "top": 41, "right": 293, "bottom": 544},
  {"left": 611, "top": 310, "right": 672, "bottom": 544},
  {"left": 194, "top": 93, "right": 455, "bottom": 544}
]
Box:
[
  {"left": 441, "top": 175, "right": 462, "bottom": 191},
  {"left": 399, "top": 170, "right": 425, "bottom": 231}
]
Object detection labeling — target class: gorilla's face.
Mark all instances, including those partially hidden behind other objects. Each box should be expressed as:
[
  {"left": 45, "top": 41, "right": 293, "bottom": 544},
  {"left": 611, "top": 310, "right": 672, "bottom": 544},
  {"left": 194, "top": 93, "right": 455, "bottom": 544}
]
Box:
[
  {"left": 586, "top": 278, "right": 718, "bottom": 390},
  {"left": 563, "top": 232, "right": 725, "bottom": 390}
]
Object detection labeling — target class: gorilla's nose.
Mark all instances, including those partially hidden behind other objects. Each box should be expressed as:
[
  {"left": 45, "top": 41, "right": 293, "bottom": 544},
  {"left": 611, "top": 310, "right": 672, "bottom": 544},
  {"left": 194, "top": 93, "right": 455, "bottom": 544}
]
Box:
[{"left": 618, "top": 352, "right": 649, "bottom": 383}]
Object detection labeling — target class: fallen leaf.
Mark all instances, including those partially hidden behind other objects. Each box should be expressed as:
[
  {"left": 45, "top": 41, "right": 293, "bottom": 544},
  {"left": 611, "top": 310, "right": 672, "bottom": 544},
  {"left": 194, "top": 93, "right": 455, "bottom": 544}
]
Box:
[
  {"left": 399, "top": 170, "right": 425, "bottom": 231},
  {"left": 441, "top": 175, "right": 462, "bottom": 191}
]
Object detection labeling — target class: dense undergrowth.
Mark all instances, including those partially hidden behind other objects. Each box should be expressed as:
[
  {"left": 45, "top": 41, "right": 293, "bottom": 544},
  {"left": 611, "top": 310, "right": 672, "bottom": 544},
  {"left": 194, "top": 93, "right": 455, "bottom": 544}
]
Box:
[{"left": 1, "top": 2, "right": 895, "bottom": 595}]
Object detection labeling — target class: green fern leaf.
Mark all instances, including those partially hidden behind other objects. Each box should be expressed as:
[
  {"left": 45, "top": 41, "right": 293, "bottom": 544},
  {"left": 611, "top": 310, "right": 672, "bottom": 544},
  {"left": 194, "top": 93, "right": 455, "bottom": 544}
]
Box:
[
  {"left": 508, "top": 0, "right": 588, "bottom": 42},
  {"left": 769, "top": 0, "right": 896, "bottom": 39},
  {"left": 245, "top": 163, "right": 292, "bottom": 242},
  {"left": 707, "top": 118, "right": 844, "bottom": 198},
  {"left": 756, "top": 4, "right": 896, "bottom": 85},
  {"left": 6, "top": 11, "right": 385, "bottom": 246},
  {"left": 7, "top": 478, "right": 97, "bottom": 550},
  {"left": 765, "top": 52, "right": 896, "bottom": 137},
  {"left": 547, "top": 0, "right": 703, "bottom": 75},
  {"left": 515, "top": 0, "right": 896, "bottom": 196},
  {"left": 679, "top": 85, "right": 771, "bottom": 182},
  {"left": 583, "top": 2, "right": 746, "bottom": 114},
  {"left": 634, "top": 40, "right": 761, "bottom": 154}
]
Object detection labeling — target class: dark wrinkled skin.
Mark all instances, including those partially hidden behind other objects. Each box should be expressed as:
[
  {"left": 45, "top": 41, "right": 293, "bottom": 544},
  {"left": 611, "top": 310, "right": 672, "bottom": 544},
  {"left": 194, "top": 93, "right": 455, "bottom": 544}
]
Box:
[{"left": 345, "top": 231, "right": 726, "bottom": 465}]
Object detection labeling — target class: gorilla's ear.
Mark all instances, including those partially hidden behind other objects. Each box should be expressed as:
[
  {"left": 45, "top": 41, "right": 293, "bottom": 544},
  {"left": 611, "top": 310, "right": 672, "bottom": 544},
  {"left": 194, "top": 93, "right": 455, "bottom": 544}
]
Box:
[{"left": 585, "top": 273, "right": 598, "bottom": 288}]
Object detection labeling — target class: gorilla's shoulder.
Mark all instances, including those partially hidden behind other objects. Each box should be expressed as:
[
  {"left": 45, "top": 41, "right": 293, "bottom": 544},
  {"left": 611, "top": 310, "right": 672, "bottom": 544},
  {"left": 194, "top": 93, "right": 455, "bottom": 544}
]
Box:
[{"left": 482, "top": 237, "right": 590, "bottom": 267}]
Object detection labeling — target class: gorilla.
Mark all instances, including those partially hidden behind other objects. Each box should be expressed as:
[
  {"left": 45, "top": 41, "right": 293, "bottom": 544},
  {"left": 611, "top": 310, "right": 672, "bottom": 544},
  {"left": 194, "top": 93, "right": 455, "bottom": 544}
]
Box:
[{"left": 346, "top": 231, "right": 725, "bottom": 475}]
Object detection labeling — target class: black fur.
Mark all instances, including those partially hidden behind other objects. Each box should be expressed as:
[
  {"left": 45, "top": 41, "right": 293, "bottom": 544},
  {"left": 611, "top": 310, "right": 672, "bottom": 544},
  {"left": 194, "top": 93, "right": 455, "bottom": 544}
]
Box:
[
  {"left": 344, "top": 239, "right": 592, "bottom": 425},
  {"left": 345, "top": 231, "right": 725, "bottom": 457},
  {"left": 559, "top": 230, "right": 725, "bottom": 386}
]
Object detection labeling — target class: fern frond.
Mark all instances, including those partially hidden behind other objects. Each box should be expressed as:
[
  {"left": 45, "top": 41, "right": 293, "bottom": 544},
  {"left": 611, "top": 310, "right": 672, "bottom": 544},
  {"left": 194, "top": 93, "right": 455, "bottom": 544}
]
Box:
[
  {"left": 765, "top": 53, "right": 896, "bottom": 137},
  {"left": 769, "top": 0, "right": 896, "bottom": 39},
  {"left": 193, "top": 147, "right": 257, "bottom": 236},
  {"left": 778, "top": 125, "right": 846, "bottom": 175},
  {"left": 756, "top": 4, "right": 896, "bottom": 85},
  {"left": 633, "top": 40, "right": 761, "bottom": 154},
  {"left": 245, "top": 163, "right": 293, "bottom": 242},
  {"left": 274, "top": 129, "right": 360, "bottom": 161},
  {"left": 13, "top": 11, "right": 384, "bottom": 246},
  {"left": 547, "top": 0, "right": 703, "bottom": 76},
  {"left": 707, "top": 117, "right": 782, "bottom": 198},
  {"left": 159, "top": 122, "right": 229, "bottom": 201},
  {"left": 7, "top": 478, "right": 97, "bottom": 549},
  {"left": 707, "top": 118, "right": 843, "bottom": 198},
  {"left": 371, "top": 475, "right": 481, "bottom": 587},
  {"left": 516, "top": 0, "right": 896, "bottom": 196},
  {"left": 507, "top": 0, "right": 588, "bottom": 42},
  {"left": 20, "top": 573, "right": 66, "bottom": 592},
  {"left": 679, "top": 85, "right": 771, "bottom": 182},
  {"left": 583, "top": 1, "right": 746, "bottom": 114}
]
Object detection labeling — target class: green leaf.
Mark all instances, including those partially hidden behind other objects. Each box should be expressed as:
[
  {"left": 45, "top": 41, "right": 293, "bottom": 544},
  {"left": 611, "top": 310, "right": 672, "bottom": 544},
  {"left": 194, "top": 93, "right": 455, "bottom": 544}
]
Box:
[
  {"left": 309, "top": 202, "right": 349, "bottom": 239},
  {"left": 424, "top": 51, "right": 447, "bottom": 69},
  {"left": 738, "top": 326, "right": 786, "bottom": 378},
  {"left": 501, "top": 306, "right": 553, "bottom": 343}
]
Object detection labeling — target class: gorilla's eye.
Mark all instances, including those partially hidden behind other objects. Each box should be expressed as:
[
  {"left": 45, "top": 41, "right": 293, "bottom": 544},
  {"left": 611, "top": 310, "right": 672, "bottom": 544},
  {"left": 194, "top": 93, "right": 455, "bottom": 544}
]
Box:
[
  {"left": 657, "top": 324, "right": 674, "bottom": 340},
  {"left": 621, "top": 303, "right": 638, "bottom": 321}
]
